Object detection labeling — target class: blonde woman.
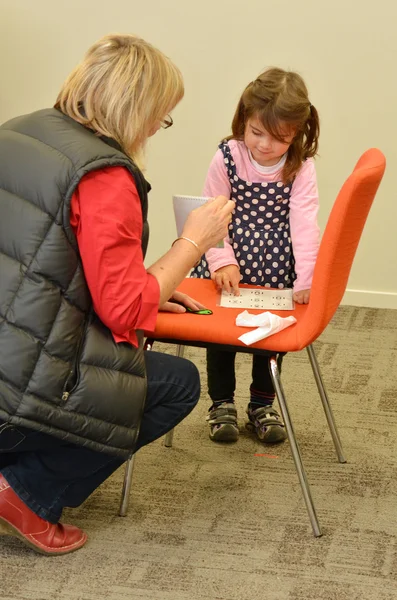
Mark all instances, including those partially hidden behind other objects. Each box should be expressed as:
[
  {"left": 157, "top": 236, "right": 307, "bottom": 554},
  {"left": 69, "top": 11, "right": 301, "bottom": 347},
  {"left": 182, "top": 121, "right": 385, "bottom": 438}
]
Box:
[{"left": 0, "top": 34, "right": 233, "bottom": 555}]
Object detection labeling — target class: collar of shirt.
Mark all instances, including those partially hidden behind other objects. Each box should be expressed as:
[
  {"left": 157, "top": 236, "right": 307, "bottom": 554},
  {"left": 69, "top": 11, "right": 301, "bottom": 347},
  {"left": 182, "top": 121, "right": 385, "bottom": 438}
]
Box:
[{"left": 248, "top": 150, "right": 287, "bottom": 175}]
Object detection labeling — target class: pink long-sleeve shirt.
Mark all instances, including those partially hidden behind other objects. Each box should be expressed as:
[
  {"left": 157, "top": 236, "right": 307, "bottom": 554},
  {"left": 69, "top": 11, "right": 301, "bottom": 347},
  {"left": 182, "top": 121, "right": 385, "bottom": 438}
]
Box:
[{"left": 204, "top": 140, "right": 320, "bottom": 292}]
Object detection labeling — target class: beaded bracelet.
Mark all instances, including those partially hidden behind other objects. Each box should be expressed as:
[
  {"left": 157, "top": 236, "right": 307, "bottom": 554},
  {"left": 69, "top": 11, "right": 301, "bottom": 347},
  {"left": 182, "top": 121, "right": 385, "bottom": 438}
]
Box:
[{"left": 172, "top": 236, "right": 202, "bottom": 266}]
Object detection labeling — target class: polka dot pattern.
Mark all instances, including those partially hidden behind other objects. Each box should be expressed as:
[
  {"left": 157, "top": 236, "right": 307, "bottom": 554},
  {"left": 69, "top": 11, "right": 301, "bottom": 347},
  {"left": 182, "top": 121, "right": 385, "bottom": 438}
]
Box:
[{"left": 190, "top": 141, "right": 296, "bottom": 288}]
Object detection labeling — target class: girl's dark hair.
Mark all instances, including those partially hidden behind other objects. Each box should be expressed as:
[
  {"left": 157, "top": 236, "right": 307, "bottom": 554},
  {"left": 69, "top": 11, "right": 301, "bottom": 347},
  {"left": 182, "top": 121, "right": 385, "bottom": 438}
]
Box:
[{"left": 226, "top": 67, "right": 319, "bottom": 182}]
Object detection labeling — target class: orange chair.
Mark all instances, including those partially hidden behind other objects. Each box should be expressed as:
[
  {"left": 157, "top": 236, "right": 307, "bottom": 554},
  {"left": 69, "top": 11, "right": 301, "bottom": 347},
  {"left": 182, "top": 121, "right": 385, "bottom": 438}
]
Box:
[{"left": 119, "top": 149, "right": 386, "bottom": 536}]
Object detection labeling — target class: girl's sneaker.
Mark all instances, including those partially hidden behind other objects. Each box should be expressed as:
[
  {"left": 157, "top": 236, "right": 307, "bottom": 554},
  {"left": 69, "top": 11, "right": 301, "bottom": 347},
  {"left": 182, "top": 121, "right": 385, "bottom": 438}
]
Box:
[
  {"left": 206, "top": 402, "right": 239, "bottom": 442},
  {"left": 246, "top": 405, "right": 287, "bottom": 443}
]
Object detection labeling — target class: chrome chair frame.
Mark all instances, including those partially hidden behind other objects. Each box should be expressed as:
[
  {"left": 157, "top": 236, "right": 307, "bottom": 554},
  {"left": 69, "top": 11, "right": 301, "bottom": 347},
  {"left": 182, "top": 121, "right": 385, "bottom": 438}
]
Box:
[{"left": 119, "top": 342, "right": 345, "bottom": 537}]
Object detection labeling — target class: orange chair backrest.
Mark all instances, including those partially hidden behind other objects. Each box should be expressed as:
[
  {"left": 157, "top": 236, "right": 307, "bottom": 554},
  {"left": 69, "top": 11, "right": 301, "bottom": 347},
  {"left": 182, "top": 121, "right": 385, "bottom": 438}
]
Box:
[{"left": 298, "top": 148, "right": 386, "bottom": 345}]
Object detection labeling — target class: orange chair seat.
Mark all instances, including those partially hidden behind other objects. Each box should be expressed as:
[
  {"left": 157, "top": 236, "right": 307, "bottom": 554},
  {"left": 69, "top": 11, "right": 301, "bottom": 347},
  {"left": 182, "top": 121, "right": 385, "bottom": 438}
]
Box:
[{"left": 147, "top": 278, "right": 309, "bottom": 353}]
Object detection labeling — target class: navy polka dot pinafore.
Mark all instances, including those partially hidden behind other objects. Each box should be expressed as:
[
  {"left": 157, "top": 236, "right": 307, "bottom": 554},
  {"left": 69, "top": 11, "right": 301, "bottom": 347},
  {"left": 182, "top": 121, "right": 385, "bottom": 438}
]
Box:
[{"left": 191, "top": 142, "right": 296, "bottom": 288}]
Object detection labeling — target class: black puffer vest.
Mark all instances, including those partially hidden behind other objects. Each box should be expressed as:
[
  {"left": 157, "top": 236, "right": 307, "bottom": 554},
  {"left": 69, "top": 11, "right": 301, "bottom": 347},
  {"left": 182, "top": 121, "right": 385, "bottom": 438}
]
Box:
[{"left": 0, "top": 109, "right": 151, "bottom": 458}]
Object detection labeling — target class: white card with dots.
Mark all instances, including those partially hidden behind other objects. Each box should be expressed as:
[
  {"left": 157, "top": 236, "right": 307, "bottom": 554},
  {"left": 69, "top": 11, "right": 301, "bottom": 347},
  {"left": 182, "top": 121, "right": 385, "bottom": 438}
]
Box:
[{"left": 220, "top": 287, "right": 294, "bottom": 310}]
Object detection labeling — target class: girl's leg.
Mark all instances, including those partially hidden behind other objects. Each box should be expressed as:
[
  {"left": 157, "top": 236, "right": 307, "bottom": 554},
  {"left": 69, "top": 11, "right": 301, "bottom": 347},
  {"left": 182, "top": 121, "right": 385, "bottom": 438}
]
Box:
[
  {"left": 206, "top": 347, "right": 236, "bottom": 403},
  {"left": 250, "top": 354, "right": 277, "bottom": 407},
  {"left": 206, "top": 348, "right": 239, "bottom": 442},
  {"left": 246, "top": 355, "right": 287, "bottom": 443}
]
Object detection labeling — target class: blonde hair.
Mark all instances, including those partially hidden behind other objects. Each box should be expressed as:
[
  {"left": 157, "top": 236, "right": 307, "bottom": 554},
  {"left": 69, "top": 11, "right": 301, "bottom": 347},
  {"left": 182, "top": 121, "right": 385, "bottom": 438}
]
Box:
[
  {"left": 227, "top": 67, "right": 319, "bottom": 183},
  {"left": 55, "top": 33, "right": 184, "bottom": 166}
]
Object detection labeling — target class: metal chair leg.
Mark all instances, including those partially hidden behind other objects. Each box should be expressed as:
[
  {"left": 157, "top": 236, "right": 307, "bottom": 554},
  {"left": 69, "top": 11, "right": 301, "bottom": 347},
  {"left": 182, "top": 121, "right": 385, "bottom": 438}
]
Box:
[
  {"left": 176, "top": 344, "right": 185, "bottom": 359},
  {"left": 306, "top": 344, "right": 347, "bottom": 464},
  {"left": 119, "top": 455, "right": 136, "bottom": 517},
  {"left": 119, "top": 343, "right": 186, "bottom": 514},
  {"left": 163, "top": 344, "right": 185, "bottom": 448},
  {"left": 269, "top": 356, "right": 322, "bottom": 537},
  {"left": 164, "top": 428, "right": 175, "bottom": 447}
]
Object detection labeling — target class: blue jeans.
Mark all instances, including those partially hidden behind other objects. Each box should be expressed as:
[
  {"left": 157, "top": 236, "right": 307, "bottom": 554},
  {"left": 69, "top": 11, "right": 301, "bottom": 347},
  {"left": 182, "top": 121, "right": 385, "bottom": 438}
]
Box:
[{"left": 0, "top": 351, "right": 200, "bottom": 523}]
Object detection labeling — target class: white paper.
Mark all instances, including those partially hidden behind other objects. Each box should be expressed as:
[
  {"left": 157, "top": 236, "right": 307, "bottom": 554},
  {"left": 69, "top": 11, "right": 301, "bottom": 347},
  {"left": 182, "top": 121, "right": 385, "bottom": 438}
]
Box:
[
  {"left": 236, "top": 310, "right": 297, "bottom": 345},
  {"left": 221, "top": 287, "right": 294, "bottom": 311},
  {"left": 173, "top": 195, "right": 209, "bottom": 236},
  {"left": 173, "top": 195, "right": 224, "bottom": 248}
]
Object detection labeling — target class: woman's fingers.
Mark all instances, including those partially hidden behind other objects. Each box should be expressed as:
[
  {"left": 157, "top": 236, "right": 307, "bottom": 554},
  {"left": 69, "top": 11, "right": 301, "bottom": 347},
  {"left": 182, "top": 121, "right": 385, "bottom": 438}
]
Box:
[
  {"left": 171, "top": 291, "right": 206, "bottom": 311},
  {"left": 159, "top": 301, "right": 186, "bottom": 313},
  {"left": 182, "top": 197, "right": 234, "bottom": 253}
]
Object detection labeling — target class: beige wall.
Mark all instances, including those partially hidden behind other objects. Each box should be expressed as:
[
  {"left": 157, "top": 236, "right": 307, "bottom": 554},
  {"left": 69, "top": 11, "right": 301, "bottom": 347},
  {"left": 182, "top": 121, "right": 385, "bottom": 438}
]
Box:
[{"left": 1, "top": 0, "right": 396, "bottom": 307}]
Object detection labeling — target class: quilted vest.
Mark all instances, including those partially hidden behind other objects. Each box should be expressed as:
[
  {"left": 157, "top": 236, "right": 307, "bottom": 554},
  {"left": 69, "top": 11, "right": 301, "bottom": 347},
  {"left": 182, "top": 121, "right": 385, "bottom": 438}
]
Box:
[{"left": 0, "top": 108, "right": 151, "bottom": 459}]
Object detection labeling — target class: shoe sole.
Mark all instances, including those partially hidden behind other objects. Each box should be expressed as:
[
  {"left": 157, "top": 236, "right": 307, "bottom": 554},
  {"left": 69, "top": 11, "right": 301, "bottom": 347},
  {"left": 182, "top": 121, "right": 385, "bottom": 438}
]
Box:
[
  {"left": 209, "top": 424, "right": 239, "bottom": 443},
  {"left": 0, "top": 517, "right": 87, "bottom": 555},
  {"left": 246, "top": 422, "right": 287, "bottom": 444},
  {"left": 258, "top": 425, "right": 287, "bottom": 444}
]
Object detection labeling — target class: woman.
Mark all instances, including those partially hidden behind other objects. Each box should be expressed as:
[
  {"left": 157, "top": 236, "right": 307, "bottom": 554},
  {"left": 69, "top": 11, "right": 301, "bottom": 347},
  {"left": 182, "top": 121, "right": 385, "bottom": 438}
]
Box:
[{"left": 0, "top": 33, "right": 234, "bottom": 555}]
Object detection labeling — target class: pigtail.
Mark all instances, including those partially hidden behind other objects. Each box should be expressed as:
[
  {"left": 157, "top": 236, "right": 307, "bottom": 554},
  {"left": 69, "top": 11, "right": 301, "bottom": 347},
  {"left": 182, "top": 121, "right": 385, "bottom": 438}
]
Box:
[
  {"left": 282, "top": 104, "right": 320, "bottom": 183},
  {"left": 302, "top": 104, "right": 320, "bottom": 159}
]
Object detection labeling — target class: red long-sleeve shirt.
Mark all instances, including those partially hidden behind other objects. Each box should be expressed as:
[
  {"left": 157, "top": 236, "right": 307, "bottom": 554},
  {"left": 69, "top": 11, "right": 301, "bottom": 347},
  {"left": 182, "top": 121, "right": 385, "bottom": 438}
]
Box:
[{"left": 70, "top": 166, "right": 160, "bottom": 347}]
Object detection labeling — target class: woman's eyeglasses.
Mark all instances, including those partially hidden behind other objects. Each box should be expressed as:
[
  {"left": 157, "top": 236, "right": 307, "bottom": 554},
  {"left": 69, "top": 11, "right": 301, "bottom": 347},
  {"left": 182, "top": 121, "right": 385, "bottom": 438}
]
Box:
[{"left": 161, "top": 114, "right": 173, "bottom": 129}]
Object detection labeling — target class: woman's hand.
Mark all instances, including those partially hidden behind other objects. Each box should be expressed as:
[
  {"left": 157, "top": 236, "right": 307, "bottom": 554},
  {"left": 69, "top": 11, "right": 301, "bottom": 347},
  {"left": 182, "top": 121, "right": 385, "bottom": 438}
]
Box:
[
  {"left": 182, "top": 195, "right": 234, "bottom": 254},
  {"left": 293, "top": 289, "right": 311, "bottom": 304},
  {"left": 147, "top": 196, "right": 234, "bottom": 309},
  {"left": 212, "top": 265, "right": 241, "bottom": 296},
  {"left": 159, "top": 291, "right": 207, "bottom": 313}
]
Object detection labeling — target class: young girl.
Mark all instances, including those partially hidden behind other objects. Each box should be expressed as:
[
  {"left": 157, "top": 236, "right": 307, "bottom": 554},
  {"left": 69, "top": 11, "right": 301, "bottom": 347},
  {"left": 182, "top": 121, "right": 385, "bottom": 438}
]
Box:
[{"left": 192, "top": 67, "right": 320, "bottom": 444}]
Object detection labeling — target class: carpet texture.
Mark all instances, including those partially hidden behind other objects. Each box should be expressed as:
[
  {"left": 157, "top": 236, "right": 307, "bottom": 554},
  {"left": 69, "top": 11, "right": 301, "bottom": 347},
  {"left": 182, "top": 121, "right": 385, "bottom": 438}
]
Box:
[{"left": 1, "top": 305, "right": 397, "bottom": 600}]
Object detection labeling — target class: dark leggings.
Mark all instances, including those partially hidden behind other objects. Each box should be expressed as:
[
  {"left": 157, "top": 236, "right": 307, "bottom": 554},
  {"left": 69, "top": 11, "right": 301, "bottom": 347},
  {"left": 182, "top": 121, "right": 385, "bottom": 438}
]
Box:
[{"left": 206, "top": 348, "right": 283, "bottom": 402}]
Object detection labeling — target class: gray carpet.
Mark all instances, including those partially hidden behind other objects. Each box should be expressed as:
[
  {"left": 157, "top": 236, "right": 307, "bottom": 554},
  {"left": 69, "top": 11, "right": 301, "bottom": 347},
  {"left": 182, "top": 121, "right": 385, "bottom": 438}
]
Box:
[{"left": 1, "top": 305, "right": 397, "bottom": 600}]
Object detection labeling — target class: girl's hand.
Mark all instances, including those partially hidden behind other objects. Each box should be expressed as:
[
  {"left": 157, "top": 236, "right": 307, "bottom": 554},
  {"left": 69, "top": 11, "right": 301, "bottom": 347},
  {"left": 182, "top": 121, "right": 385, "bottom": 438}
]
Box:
[
  {"left": 212, "top": 265, "right": 241, "bottom": 296},
  {"left": 293, "top": 289, "right": 311, "bottom": 304},
  {"left": 159, "top": 291, "right": 206, "bottom": 313}
]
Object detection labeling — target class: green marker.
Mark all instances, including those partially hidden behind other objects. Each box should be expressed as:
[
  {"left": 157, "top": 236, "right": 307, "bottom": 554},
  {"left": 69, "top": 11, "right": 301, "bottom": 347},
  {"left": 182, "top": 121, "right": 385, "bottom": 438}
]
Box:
[{"left": 185, "top": 307, "right": 213, "bottom": 315}]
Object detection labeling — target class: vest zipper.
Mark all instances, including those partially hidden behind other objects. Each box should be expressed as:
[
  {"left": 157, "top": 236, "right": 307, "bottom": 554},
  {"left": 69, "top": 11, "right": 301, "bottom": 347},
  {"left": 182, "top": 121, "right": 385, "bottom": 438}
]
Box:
[{"left": 61, "top": 320, "right": 87, "bottom": 402}]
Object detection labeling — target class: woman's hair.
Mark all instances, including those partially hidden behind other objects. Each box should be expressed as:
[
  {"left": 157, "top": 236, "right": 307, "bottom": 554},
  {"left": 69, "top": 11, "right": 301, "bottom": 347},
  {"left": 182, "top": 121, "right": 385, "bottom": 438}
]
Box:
[
  {"left": 227, "top": 67, "right": 319, "bottom": 182},
  {"left": 55, "top": 33, "right": 184, "bottom": 166}
]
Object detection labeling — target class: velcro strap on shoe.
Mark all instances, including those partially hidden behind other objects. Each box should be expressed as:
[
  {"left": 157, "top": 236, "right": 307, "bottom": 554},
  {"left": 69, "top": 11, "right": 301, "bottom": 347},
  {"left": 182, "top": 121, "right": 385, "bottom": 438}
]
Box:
[
  {"left": 206, "top": 405, "right": 237, "bottom": 426},
  {"left": 250, "top": 406, "right": 285, "bottom": 428}
]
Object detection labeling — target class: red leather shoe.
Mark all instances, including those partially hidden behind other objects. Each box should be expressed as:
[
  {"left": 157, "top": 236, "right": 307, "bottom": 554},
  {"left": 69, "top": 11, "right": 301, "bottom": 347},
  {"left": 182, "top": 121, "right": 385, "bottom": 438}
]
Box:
[{"left": 0, "top": 474, "right": 87, "bottom": 555}]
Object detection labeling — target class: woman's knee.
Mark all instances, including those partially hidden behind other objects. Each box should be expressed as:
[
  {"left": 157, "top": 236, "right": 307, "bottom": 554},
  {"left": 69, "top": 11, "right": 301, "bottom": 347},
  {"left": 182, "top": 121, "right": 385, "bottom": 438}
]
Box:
[
  {"left": 145, "top": 350, "right": 201, "bottom": 409},
  {"left": 177, "top": 357, "right": 201, "bottom": 406}
]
